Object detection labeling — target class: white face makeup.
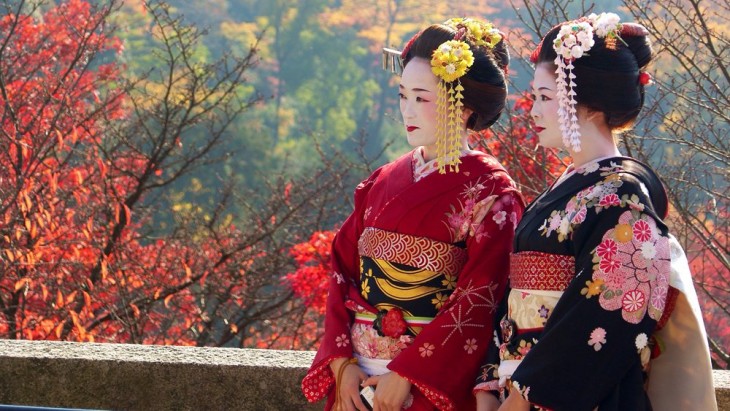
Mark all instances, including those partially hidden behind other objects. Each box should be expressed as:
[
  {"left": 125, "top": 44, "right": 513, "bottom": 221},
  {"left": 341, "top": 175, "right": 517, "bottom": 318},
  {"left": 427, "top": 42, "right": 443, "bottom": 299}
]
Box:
[
  {"left": 530, "top": 63, "right": 564, "bottom": 149},
  {"left": 399, "top": 57, "right": 440, "bottom": 159}
]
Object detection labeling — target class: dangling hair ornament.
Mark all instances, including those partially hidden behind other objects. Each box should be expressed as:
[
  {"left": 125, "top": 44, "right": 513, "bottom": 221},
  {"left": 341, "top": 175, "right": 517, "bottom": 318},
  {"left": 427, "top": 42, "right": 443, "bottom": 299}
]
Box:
[
  {"left": 552, "top": 13, "right": 624, "bottom": 152},
  {"left": 430, "top": 18, "right": 502, "bottom": 173}
]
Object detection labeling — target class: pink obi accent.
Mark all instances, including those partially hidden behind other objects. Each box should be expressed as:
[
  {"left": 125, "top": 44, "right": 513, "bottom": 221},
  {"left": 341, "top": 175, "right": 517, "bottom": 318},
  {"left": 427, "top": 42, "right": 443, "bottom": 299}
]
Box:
[
  {"left": 510, "top": 251, "right": 575, "bottom": 291},
  {"left": 358, "top": 227, "right": 467, "bottom": 277}
]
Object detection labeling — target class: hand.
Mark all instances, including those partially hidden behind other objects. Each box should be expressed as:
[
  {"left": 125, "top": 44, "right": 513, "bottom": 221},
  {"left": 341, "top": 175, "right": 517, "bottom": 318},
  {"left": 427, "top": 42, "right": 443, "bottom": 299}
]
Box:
[
  {"left": 497, "top": 390, "right": 530, "bottom": 411},
  {"left": 361, "top": 372, "right": 412, "bottom": 411},
  {"left": 476, "top": 390, "right": 501, "bottom": 411},
  {"left": 330, "top": 358, "right": 369, "bottom": 411}
]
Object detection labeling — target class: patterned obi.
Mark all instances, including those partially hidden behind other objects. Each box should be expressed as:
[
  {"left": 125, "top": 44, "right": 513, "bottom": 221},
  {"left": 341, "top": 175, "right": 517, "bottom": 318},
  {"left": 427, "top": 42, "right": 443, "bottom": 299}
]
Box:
[
  {"left": 357, "top": 227, "right": 465, "bottom": 322},
  {"left": 501, "top": 251, "right": 576, "bottom": 352},
  {"left": 509, "top": 251, "right": 575, "bottom": 291}
]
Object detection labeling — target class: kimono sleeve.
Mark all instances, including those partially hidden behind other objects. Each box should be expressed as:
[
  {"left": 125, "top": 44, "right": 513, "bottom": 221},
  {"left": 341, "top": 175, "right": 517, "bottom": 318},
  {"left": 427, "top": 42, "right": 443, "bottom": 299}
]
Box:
[
  {"left": 473, "top": 299, "right": 507, "bottom": 394},
  {"left": 301, "top": 169, "right": 382, "bottom": 403},
  {"left": 509, "top": 175, "right": 672, "bottom": 410},
  {"left": 387, "top": 175, "right": 524, "bottom": 411}
]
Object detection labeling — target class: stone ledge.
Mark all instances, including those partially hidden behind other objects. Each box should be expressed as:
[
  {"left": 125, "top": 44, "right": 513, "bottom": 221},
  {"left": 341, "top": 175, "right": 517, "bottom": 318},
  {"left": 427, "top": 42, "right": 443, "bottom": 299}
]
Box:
[{"left": 0, "top": 340, "right": 726, "bottom": 410}]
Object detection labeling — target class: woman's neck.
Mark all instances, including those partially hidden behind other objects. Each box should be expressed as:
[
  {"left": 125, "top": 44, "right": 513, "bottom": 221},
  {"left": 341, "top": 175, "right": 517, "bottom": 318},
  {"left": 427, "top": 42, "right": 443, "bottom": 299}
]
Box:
[{"left": 568, "top": 124, "right": 621, "bottom": 168}]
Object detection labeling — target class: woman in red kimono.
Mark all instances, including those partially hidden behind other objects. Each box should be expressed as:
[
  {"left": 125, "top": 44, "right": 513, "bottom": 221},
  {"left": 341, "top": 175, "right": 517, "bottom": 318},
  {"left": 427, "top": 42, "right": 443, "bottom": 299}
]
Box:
[
  {"left": 301, "top": 18, "right": 524, "bottom": 411},
  {"left": 474, "top": 13, "right": 716, "bottom": 411}
]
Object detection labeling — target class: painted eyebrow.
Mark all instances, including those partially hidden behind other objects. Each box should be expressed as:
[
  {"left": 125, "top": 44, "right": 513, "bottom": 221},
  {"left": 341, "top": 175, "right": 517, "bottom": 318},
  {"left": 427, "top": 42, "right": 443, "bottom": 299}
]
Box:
[
  {"left": 398, "top": 85, "right": 433, "bottom": 93},
  {"left": 533, "top": 86, "right": 553, "bottom": 92}
]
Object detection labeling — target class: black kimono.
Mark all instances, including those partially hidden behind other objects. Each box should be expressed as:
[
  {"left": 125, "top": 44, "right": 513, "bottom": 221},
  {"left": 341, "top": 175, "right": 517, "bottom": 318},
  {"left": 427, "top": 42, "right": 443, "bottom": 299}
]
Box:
[{"left": 475, "top": 157, "right": 716, "bottom": 410}]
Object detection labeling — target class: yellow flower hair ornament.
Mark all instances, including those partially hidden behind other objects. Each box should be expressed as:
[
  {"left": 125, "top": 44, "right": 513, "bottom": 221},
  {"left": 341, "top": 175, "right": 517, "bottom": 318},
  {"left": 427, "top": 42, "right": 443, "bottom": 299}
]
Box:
[
  {"left": 431, "top": 41, "right": 474, "bottom": 82},
  {"left": 430, "top": 18, "right": 502, "bottom": 173}
]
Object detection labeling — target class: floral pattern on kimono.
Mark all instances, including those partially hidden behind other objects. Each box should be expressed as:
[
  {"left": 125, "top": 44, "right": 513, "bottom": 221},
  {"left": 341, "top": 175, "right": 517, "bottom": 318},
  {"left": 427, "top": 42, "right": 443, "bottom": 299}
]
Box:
[
  {"left": 475, "top": 157, "right": 677, "bottom": 411},
  {"left": 302, "top": 149, "right": 524, "bottom": 410}
]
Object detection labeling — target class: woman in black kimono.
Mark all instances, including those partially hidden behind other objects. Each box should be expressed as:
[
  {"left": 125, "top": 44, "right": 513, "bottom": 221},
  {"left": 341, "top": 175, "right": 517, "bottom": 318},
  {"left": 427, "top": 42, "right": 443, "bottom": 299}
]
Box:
[{"left": 474, "top": 13, "right": 716, "bottom": 411}]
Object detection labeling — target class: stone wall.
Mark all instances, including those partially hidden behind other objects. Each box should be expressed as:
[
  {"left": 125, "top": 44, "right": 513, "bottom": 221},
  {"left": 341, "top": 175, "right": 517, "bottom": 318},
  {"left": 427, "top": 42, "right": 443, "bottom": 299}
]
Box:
[{"left": 0, "top": 340, "right": 726, "bottom": 410}]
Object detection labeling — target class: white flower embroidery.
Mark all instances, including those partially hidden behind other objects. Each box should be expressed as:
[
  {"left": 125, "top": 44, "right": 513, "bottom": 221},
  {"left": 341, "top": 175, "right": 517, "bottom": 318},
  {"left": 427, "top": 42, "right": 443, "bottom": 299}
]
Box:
[
  {"left": 493, "top": 210, "right": 507, "bottom": 225},
  {"left": 588, "top": 327, "right": 607, "bottom": 351},
  {"left": 641, "top": 242, "right": 657, "bottom": 259},
  {"left": 336, "top": 334, "right": 349, "bottom": 347},
  {"left": 464, "top": 338, "right": 478, "bottom": 354},
  {"left": 333, "top": 272, "right": 345, "bottom": 284},
  {"left": 579, "top": 162, "right": 600, "bottom": 174},
  {"left": 635, "top": 333, "right": 648, "bottom": 351},
  {"left": 558, "top": 217, "right": 571, "bottom": 236}
]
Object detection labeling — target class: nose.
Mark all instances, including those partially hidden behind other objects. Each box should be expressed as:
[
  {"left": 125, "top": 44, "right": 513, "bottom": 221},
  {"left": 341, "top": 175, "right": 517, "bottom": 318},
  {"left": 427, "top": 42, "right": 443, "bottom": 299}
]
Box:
[
  {"left": 530, "top": 99, "right": 540, "bottom": 120},
  {"left": 401, "top": 99, "right": 415, "bottom": 119}
]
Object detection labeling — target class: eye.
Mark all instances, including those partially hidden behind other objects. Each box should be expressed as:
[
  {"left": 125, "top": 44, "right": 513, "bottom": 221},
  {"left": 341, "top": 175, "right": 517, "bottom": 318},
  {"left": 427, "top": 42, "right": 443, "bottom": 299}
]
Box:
[
  {"left": 540, "top": 95, "right": 552, "bottom": 102},
  {"left": 529, "top": 93, "right": 536, "bottom": 101},
  {"left": 416, "top": 96, "right": 430, "bottom": 103},
  {"left": 398, "top": 92, "right": 406, "bottom": 100}
]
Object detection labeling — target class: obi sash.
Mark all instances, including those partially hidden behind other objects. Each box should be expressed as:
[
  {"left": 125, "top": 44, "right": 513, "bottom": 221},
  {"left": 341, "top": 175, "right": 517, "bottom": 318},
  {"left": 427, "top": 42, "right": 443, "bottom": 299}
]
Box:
[
  {"left": 357, "top": 227, "right": 466, "bottom": 320},
  {"left": 509, "top": 251, "right": 575, "bottom": 291}
]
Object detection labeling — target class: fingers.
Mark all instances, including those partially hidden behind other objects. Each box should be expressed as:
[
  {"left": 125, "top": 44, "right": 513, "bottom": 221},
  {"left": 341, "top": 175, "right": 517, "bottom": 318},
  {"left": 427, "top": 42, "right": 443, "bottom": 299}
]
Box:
[
  {"left": 336, "top": 387, "right": 369, "bottom": 411},
  {"left": 337, "top": 365, "right": 370, "bottom": 411},
  {"left": 352, "top": 392, "right": 369, "bottom": 411},
  {"left": 361, "top": 374, "right": 381, "bottom": 387}
]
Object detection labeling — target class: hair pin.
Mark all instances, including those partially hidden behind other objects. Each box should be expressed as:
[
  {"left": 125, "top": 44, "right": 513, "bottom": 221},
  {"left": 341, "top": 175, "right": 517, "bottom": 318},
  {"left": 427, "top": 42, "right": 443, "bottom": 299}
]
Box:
[{"left": 382, "top": 47, "right": 403, "bottom": 75}]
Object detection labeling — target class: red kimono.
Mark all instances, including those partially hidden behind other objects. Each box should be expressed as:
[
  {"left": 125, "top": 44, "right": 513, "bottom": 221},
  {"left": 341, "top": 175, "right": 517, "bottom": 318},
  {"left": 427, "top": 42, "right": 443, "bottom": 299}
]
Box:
[{"left": 302, "top": 149, "right": 524, "bottom": 410}]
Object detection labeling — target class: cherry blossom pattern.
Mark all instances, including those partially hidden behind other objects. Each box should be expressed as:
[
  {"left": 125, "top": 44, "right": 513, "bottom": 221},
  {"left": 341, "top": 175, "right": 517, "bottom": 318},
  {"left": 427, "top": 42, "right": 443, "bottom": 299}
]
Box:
[
  {"left": 464, "top": 338, "right": 478, "bottom": 354},
  {"left": 590, "top": 211, "right": 670, "bottom": 324},
  {"left": 351, "top": 323, "right": 412, "bottom": 360},
  {"left": 445, "top": 177, "right": 515, "bottom": 243},
  {"left": 419, "top": 342, "right": 436, "bottom": 358},
  {"left": 588, "top": 327, "right": 607, "bottom": 351},
  {"left": 539, "top": 175, "right": 624, "bottom": 242},
  {"left": 499, "top": 338, "right": 535, "bottom": 361},
  {"left": 335, "top": 333, "right": 350, "bottom": 348}
]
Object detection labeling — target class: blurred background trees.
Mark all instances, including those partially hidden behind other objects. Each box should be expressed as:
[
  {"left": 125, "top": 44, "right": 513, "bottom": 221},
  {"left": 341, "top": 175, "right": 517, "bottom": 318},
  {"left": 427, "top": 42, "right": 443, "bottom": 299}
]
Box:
[{"left": 0, "top": 0, "right": 726, "bottom": 367}]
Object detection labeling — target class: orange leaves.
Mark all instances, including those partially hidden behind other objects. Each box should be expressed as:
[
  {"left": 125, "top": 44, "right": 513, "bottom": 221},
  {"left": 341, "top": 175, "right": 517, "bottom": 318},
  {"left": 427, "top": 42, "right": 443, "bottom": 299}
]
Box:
[
  {"left": 40, "top": 318, "right": 55, "bottom": 336},
  {"left": 55, "top": 129, "right": 65, "bottom": 150},
  {"left": 130, "top": 303, "right": 141, "bottom": 318},
  {"left": 56, "top": 290, "right": 65, "bottom": 308},
  {"left": 183, "top": 262, "right": 192, "bottom": 280},
  {"left": 70, "top": 311, "right": 88, "bottom": 341},
  {"left": 100, "top": 258, "right": 108, "bottom": 281},
  {"left": 14, "top": 278, "right": 31, "bottom": 292}
]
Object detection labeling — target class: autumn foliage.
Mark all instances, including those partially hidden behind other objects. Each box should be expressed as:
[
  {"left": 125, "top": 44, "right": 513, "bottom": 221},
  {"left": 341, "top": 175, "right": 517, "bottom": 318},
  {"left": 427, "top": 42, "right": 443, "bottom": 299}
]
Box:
[
  {"left": 0, "top": 0, "right": 341, "bottom": 348},
  {"left": 0, "top": 0, "right": 128, "bottom": 341},
  {"left": 284, "top": 230, "right": 336, "bottom": 316}
]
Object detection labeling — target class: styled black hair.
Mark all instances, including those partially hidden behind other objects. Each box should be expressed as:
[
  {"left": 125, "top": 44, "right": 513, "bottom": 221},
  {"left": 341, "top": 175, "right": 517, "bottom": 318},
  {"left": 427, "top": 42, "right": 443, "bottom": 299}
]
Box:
[
  {"left": 533, "top": 21, "right": 653, "bottom": 131},
  {"left": 401, "top": 22, "right": 510, "bottom": 131}
]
